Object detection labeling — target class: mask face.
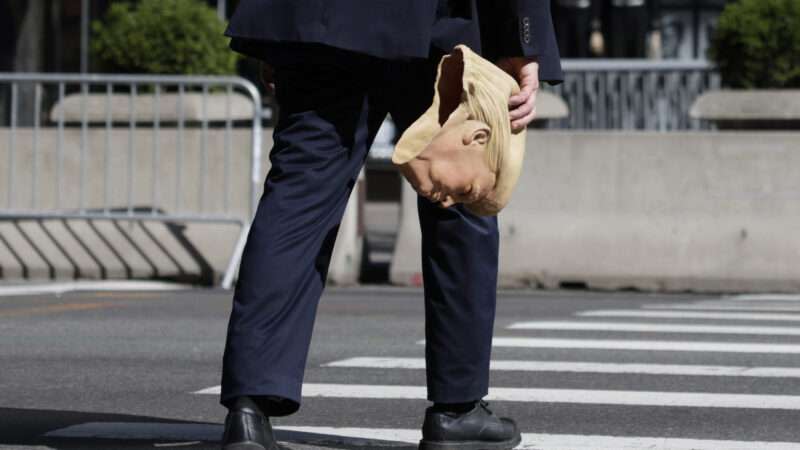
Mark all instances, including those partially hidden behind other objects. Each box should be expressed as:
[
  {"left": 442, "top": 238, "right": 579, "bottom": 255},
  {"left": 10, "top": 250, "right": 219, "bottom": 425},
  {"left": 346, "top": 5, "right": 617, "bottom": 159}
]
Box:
[
  {"left": 398, "top": 104, "right": 497, "bottom": 209},
  {"left": 392, "top": 44, "right": 525, "bottom": 216}
]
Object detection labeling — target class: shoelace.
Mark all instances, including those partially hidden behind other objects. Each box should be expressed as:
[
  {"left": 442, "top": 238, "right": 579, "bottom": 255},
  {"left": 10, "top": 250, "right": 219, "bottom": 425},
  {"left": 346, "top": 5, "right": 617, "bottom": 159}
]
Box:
[{"left": 478, "top": 399, "right": 493, "bottom": 414}]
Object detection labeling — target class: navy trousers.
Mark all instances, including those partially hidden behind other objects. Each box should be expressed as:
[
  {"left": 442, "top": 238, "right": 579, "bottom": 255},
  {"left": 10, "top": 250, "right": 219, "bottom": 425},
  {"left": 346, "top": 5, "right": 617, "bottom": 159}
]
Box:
[{"left": 219, "top": 43, "right": 500, "bottom": 415}]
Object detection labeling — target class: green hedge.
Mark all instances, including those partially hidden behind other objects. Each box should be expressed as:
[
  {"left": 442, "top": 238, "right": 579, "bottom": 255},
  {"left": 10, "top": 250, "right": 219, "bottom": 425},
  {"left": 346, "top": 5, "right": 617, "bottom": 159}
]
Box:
[
  {"left": 708, "top": 0, "right": 800, "bottom": 89},
  {"left": 92, "top": 0, "right": 237, "bottom": 75}
]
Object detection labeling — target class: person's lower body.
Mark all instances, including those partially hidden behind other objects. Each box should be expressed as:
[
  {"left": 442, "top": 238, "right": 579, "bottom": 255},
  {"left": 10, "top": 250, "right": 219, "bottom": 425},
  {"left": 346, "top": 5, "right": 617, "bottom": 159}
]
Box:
[
  {"left": 219, "top": 42, "right": 516, "bottom": 449},
  {"left": 554, "top": 6, "right": 593, "bottom": 58},
  {"left": 608, "top": 6, "right": 648, "bottom": 58},
  {"left": 220, "top": 44, "right": 389, "bottom": 417}
]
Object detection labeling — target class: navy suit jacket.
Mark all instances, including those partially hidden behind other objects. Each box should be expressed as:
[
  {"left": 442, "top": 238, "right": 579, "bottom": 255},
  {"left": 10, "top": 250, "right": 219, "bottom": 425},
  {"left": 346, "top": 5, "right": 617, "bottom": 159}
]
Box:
[{"left": 224, "top": 0, "right": 563, "bottom": 84}]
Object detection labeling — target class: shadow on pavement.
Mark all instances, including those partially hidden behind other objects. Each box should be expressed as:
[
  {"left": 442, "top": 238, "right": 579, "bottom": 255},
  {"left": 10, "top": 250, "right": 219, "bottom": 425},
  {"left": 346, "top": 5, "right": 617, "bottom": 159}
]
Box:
[
  {"left": 0, "top": 215, "right": 219, "bottom": 286},
  {"left": 0, "top": 407, "right": 416, "bottom": 449}
]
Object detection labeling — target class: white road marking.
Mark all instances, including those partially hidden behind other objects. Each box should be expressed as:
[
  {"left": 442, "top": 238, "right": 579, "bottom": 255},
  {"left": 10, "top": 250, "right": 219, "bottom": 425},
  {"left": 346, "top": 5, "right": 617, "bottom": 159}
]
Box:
[
  {"left": 323, "top": 357, "right": 429, "bottom": 369},
  {"left": 323, "top": 356, "right": 800, "bottom": 378},
  {"left": 193, "top": 385, "right": 221, "bottom": 394},
  {"left": 506, "top": 321, "right": 800, "bottom": 335},
  {"left": 276, "top": 426, "right": 418, "bottom": 445},
  {"left": 693, "top": 300, "right": 800, "bottom": 307},
  {"left": 195, "top": 383, "right": 800, "bottom": 410},
  {"left": 724, "top": 294, "right": 800, "bottom": 302},
  {"left": 644, "top": 303, "right": 800, "bottom": 312},
  {"left": 0, "top": 280, "right": 191, "bottom": 297},
  {"left": 277, "top": 427, "right": 800, "bottom": 449},
  {"left": 578, "top": 309, "right": 800, "bottom": 321},
  {"left": 44, "top": 423, "right": 800, "bottom": 449},
  {"left": 415, "top": 337, "right": 800, "bottom": 354}
]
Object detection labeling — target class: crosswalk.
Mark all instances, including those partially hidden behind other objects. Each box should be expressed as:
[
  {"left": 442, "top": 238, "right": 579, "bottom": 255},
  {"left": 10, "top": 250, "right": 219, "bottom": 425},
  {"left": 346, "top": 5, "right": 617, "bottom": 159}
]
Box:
[
  {"left": 325, "top": 356, "right": 800, "bottom": 378},
  {"left": 577, "top": 309, "right": 800, "bottom": 321},
  {"left": 194, "top": 292, "right": 800, "bottom": 449}
]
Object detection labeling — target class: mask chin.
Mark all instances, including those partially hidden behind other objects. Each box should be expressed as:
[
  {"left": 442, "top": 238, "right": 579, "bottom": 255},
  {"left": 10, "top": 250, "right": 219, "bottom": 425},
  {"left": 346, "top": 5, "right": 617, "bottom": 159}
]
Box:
[{"left": 465, "top": 195, "right": 500, "bottom": 216}]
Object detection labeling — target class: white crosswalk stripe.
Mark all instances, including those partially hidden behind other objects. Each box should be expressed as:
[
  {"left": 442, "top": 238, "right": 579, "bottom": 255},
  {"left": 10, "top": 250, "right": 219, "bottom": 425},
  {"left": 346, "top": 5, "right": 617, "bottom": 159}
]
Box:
[
  {"left": 275, "top": 427, "right": 800, "bottom": 449},
  {"left": 418, "top": 337, "right": 800, "bottom": 353},
  {"left": 195, "top": 297, "right": 800, "bottom": 449},
  {"left": 687, "top": 299, "right": 800, "bottom": 308},
  {"left": 197, "top": 382, "right": 800, "bottom": 410},
  {"left": 644, "top": 303, "right": 800, "bottom": 312},
  {"left": 577, "top": 309, "right": 800, "bottom": 321},
  {"left": 46, "top": 423, "right": 800, "bottom": 450},
  {"left": 323, "top": 356, "right": 800, "bottom": 378},
  {"left": 724, "top": 294, "right": 800, "bottom": 302},
  {"left": 506, "top": 320, "right": 800, "bottom": 335}
]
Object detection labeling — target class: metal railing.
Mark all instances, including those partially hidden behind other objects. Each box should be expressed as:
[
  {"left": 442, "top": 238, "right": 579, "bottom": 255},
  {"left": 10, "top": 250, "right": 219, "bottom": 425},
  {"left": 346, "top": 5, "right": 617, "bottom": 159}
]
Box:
[
  {"left": 0, "top": 73, "right": 263, "bottom": 288},
  {"left": 548, "top": 59, "right": 721, "bottom": 130}
]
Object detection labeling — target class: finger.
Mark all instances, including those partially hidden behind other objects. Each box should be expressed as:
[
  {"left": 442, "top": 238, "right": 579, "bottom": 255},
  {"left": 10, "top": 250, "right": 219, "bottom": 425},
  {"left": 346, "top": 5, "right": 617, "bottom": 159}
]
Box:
[
  {"left": 509, "top": 77, "right": 537, "bottom": 107},
  {"left": 510, "top": 87, "right": 538, "bottom": 120},
  {"left": 509, "top": 100, "right": 533, "bottom": 121},
  {"left": 508, "top": 90, "right": 528, "bottom": 108},
  {"left": 511, "top": 106, "right": 537, "bottom": 132},
  {"left": 511, "top": 102, "right": 537, "bottom": 131}
]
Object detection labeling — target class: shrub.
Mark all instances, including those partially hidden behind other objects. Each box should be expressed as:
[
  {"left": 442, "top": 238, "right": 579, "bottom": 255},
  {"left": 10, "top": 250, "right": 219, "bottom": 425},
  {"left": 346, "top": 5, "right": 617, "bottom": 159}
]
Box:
[
  {"left": 708, "top": 0, "right": 800, "bottom": 89},
  {"left": 92, "top": 0, "right": 237, "bottom": 75}
]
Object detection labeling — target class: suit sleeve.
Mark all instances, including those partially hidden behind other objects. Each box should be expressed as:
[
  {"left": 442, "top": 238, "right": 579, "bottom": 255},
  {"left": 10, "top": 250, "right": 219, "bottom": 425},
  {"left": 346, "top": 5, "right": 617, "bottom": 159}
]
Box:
[{"left": 477, "top": 0, "right": 563, "bottom": 85}]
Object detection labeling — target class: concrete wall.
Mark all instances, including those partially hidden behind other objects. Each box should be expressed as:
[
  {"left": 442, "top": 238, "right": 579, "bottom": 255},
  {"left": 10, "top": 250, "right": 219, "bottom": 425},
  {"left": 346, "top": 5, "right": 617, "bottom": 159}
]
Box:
[
  {"left": 391, "top": 131, "right": 800, "bottom": 293},
  {"left": 0, "top": 127, "right": 363, "bottom": 286},
  {"left": 6, "top": 126, "right": 799, "bottom": 292},
  {"left": 0, "top": 128, "right": 258, "bottom": 217}
]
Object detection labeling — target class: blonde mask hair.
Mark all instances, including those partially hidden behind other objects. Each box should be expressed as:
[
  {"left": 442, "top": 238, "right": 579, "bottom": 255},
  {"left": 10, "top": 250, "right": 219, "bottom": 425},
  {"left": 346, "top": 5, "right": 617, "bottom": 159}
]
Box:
[{"left": 393, "top": 44, "right": 526, "bottom": 216}]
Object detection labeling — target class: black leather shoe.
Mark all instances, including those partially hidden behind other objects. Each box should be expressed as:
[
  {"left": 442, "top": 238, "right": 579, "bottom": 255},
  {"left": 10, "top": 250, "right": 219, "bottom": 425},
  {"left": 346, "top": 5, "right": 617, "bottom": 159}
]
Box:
[
  {"left": 419, "top": 400, "right": 521, "bottom": 450},
  {"left": 221, "top": 396, "right": 283, "bottom": 450}
]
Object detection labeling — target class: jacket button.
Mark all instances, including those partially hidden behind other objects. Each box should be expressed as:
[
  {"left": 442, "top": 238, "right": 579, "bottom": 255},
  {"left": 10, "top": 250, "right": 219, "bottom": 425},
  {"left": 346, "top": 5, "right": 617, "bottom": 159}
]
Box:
[{"left": 522, "top": 16, "right": 531, "bottom": 43}]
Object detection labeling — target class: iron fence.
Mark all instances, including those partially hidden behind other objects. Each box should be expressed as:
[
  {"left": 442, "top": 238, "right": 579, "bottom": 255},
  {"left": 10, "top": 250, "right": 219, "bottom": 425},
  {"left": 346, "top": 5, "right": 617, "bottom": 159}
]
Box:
[
  {"left": 0, "top": 73, "right": 263, "bottom": 288},
  {"left": 547, "top": 59, "right": 721, "bottom": 130}
]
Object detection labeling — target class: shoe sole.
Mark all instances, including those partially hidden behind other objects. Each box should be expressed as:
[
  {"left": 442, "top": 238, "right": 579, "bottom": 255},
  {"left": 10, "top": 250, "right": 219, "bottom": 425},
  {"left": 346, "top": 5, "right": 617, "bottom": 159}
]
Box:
[{"left": 418, "top": 433, "right": 522, "bottom": 450}]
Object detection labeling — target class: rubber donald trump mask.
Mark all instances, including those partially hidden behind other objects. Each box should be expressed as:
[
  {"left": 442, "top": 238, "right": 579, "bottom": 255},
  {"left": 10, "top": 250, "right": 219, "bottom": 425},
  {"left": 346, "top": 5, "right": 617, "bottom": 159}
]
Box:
[{"left": 392, "top": 44, "right": 526, "bottom": 216}]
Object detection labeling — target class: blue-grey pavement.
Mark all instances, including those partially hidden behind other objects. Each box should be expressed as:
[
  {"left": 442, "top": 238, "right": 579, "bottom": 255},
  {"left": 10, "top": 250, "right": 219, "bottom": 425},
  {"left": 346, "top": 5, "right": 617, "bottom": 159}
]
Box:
[{"left": 2, "top": 285, "right": 800, "bottom": 449}]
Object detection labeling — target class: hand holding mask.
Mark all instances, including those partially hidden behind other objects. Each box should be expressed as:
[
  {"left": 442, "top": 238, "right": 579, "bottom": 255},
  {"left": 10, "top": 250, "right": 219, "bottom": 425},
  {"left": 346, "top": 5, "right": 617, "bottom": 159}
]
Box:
[{"left": 392, "top": 45, "right": 526, "bottom": 216}]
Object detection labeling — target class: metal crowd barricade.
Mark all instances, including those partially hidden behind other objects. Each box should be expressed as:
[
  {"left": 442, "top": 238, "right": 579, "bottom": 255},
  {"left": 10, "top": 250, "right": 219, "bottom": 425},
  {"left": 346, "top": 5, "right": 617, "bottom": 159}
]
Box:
[
  {"left": 548, "top": 59, "right": 721, "bottom": 130},
  {"left": 0, "top": 73, "right": 263, "bottom": 288}
]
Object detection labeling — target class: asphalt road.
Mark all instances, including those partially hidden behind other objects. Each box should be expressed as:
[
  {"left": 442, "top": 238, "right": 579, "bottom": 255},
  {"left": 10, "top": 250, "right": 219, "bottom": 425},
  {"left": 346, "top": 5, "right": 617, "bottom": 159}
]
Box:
[{"left": 2, "top": 285, "right": 800, "bottom": 449}]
